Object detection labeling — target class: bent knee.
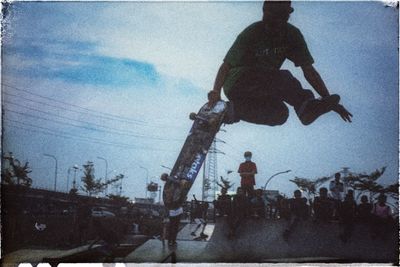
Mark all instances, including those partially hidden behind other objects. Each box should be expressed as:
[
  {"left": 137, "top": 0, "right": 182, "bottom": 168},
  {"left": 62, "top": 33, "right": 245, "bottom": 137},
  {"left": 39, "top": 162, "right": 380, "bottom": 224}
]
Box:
[
  {"left": 269, "top": 116, "right": 288, "bottom": 126},
  {"left": 269, "top": 107, "right": 289, "bottom": 126}
]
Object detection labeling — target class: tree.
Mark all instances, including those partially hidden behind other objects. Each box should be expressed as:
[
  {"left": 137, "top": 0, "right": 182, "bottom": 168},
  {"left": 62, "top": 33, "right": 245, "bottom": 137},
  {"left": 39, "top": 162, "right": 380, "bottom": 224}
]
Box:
[
  {"left": 348, "top": 167, "right": 386, "bottom": 201},
  {"left": 81, "top": 161, "right": 124, "bottom": 196},
  {"left": 289, "top": 176, "right": 331, "bottom": 199},
  {"left": 2, "top": 152, "right": 32, "bottom": 187},
  {"left": 384, "top": 182, "right": 399, "bottom": 200},
  {"left": 81, "top": 161, "right": 103, "bottom": 196}
]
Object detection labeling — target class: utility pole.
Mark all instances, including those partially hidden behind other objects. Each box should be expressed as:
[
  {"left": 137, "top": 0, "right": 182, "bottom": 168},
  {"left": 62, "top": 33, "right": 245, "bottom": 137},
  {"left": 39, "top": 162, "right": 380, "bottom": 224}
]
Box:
[{"left": 203, "top": 139, "right": 225, "bottom": 202}]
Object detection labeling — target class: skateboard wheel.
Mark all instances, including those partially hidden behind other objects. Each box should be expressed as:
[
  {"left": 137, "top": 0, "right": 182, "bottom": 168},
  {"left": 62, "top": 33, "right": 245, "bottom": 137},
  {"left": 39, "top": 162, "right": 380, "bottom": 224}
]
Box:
[{"left": 189, "top": 112, "right": 197, "bottom": 120}]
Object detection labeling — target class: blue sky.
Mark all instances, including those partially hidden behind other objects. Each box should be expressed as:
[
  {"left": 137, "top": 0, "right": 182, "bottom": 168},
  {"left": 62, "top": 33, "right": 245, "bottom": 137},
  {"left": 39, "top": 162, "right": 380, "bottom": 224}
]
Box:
[{"left": 2, "top": 1, "right": 398, "bottom": 201}]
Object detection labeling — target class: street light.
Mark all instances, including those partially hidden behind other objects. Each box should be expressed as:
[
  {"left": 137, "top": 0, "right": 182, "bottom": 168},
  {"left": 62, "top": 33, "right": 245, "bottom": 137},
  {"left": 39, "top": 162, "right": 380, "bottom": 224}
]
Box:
[
  {"left": 43, "top": 153, "right": 58, "bottom": 191},
  {"left": 263, "top": 170, "right": 292, "bottom": 191},
  {"left": 97, "top": 156, "right": 108, "bottom": 195},
  {"left": 139, "top": 165, "right": 149, "bottom": 198}
]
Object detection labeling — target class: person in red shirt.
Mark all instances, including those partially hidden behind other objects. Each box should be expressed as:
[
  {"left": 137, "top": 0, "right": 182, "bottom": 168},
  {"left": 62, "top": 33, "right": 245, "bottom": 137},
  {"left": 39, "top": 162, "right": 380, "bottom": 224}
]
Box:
[{"left": 238, "top": 151, "right": 258, "bottom": 197}]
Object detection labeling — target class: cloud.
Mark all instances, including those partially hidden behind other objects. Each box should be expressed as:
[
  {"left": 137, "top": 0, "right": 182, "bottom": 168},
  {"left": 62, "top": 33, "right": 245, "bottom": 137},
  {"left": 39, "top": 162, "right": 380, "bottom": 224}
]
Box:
[{"left": 4, "top": 36, "right": 162, "bottom": 87}]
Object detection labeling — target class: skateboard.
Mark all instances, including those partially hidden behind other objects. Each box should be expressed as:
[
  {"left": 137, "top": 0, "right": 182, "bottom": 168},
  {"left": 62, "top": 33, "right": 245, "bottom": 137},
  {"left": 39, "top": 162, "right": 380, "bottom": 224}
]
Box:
[{"left": 162, "top": 99, "right": 227, "bottom": 210}]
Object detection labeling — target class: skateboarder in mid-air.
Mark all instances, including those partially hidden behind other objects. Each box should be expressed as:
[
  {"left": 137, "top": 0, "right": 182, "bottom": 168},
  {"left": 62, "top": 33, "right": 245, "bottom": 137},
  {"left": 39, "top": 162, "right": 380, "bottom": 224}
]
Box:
[{"left": 208, "top": 0, "right": 352, "bottom": 126}]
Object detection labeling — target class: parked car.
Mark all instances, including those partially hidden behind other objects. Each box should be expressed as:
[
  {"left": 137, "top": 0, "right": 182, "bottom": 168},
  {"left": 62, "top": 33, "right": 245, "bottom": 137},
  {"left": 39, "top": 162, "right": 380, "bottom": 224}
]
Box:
[{"left": 91, "top": 207, "right": 116, "bottom": 217}]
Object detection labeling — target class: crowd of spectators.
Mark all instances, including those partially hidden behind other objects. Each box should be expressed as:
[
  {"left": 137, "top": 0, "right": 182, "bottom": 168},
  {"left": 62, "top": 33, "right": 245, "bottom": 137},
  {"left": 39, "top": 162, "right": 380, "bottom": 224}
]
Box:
[{"left": 213, "top": 175, "right": 396, "bottom": 242}]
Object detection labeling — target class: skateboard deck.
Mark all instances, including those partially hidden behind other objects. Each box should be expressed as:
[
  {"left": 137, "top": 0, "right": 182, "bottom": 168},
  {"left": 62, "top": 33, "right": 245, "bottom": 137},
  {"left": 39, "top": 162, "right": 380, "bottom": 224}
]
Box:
[{"left": 163, "top": 100, "right": 227, "bottom": 210}]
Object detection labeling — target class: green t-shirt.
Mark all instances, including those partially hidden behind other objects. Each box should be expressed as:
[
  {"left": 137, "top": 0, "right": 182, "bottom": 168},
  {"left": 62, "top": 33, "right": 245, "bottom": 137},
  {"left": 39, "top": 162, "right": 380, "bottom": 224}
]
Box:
[{"left": 223, "top": 21, "right": 314, "bottom": 96}]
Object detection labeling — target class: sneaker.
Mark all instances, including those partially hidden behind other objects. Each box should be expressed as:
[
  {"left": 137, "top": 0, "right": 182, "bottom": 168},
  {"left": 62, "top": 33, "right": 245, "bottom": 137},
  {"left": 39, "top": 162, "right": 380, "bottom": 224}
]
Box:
[
  {"left": 200, "top": 233, "right": 208, "bottom": 239},
  {"left": 299, "top": 94, "right": 340, "bottom": 125},
  {"left": 222, "top": 101, "right": 240, "bottom": 124}
]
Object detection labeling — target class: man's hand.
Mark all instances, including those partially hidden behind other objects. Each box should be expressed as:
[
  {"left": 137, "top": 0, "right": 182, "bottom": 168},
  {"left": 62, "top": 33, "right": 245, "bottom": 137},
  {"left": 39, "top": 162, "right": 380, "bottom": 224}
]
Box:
[
  {"left": 207, "top": 90, "right": 221, "bottom": 106},
  {"left": 333, "top": 104, "right": 353, "bottom": 123}
]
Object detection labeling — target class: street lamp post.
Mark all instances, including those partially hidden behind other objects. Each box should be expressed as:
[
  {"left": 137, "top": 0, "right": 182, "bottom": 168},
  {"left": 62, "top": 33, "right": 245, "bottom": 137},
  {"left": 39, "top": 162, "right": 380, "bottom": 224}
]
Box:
[
  {"left": 43, "top": 153, "right": 58, "bottom": 191},
  {"left": 139, "top": 166, "right": 149, "bottom": 198},
  {"left": 97, "top": 156, "right": 108, "bottom": 196},
  {"left": 263, "top": 170, "right": 292, "bottom": 191},
  {"left": 72, "top": 164, "right": 79, "bottom": 190},
  {"left": 67, "top": 167, "right": 72, "bottom": 192}
]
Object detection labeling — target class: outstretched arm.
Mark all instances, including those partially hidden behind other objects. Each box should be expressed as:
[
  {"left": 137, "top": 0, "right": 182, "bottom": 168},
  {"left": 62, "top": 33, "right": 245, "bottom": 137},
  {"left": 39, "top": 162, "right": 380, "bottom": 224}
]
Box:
[
  {"left": 301, "top": 65, "right": 353, "bottom": 122},
  {"left": 208, "top": 62, "right": 231, "bottom": 105},
  {"left": 301, "top": 65, "right": 330, "bottom": 98}
]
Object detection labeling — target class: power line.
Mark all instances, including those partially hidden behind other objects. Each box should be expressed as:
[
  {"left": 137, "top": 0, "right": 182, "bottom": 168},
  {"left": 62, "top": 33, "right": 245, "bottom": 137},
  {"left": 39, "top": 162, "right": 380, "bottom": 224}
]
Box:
[
  {"left": 4, "top": 119, "right": 177, "bottom": 153},
  {"left": 2, "top": 83, "right": 189, "bottom": 129},
  {"left": 4, "top": 100, "right": 180, "bottom": 139},
  {"left": 4, "top": 107, "right": 183, "bottom": 142},
  {"left": 2, "top": 83, "right": 146, "bottom": 124},
  {"left": 4, "top": 118, "right": 138, "bottom": 147}
]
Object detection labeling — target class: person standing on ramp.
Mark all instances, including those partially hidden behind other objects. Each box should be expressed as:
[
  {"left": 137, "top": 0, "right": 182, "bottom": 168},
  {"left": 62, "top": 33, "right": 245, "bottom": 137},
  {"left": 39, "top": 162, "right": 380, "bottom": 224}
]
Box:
[
  {"left": 238, "top": 151, "right": 258, "bottom": 198},
  {"left": 191, "top": 195, "right": 209, "bottom": 240}
]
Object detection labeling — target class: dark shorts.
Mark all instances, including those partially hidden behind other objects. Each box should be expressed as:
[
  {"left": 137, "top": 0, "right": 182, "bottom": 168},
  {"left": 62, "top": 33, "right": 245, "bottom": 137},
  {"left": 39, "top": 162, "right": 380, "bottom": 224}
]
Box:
[{"left": 227, "top": 68, "right": 314, "bottom": 126}]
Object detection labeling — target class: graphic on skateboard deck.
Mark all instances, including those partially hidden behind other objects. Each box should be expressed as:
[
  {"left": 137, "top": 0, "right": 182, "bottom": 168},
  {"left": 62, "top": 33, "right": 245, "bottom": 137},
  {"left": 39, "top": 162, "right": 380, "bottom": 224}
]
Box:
[{"left": 162, "top": 100, "right": 227, "bottom": 210}]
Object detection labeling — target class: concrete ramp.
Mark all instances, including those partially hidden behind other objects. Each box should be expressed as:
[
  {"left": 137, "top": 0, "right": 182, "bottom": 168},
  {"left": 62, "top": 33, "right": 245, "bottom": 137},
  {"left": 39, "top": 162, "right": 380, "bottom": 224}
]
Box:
[
  {"left": 124, "top": 218, "right": 397, "bottom": 263},
  {"left": 125, "top": 223, "right": 215, "bottom": 263},
  {"left": 198, "top": 218, "right": 398, "bottom": 263}
]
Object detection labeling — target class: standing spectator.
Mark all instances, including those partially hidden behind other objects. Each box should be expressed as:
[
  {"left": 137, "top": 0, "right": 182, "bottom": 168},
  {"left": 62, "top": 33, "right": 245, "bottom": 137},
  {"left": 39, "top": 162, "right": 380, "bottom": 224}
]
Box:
[
  {"left": 279, "top": 197, "right": 291, "bottom": 220},
  {"left": 228, "top": 187, "right": 250, "bottom": 238},
  {"left": 313, "top": 187, "right": 334, "bottom": 222},
  {"left": 75, "top": 199, "right": 92, "bottom": 245},
  {"left": 371, "top": 194, "right": 393, "bottom": 239},
  {"left": 329, "top": 173, "right": 344, "bottom": 219},
  {"left": 215, "top": 188, "right": 232, "bottom": 216},
  {"left": 251, "top": 189, "right": 266, "bottom": 218},
  {"left": 283, "top": 190, "right": 308, "bottom": 241},
  {"left": 339, "top": 192, "right": 357, "bottom": 243},
  {"left": 191, "top": 195, "right": 209, "bottom": 239},
  {"left": 160, "top": 172, "right": 183, "bottom": 246},
  {"left": 356, "top": 195, "right": 373, "bottom": 223},
  {"left": 238, "top": 151, "right": 258, "bottom": 198},
  {"left": 167, "top": 206, "right": 183, "bottom": 246}
]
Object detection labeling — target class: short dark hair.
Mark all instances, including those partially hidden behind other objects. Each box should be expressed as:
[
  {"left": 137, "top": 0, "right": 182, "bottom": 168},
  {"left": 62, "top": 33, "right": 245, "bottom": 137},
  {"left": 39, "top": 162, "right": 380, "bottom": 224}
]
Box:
[
  {"left": 319, "top": 187, "right": 328, "bottom": 193},
  {"left": 263, "top": 0, "right": 294, "bottom": 15}
]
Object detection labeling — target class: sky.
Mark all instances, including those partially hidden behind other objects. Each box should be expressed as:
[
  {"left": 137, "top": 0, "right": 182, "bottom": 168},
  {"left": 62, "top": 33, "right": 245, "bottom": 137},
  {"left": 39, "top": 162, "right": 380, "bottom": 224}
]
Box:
[{"left": 2, "top": 1, "right": 398, "bottom": 202}]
